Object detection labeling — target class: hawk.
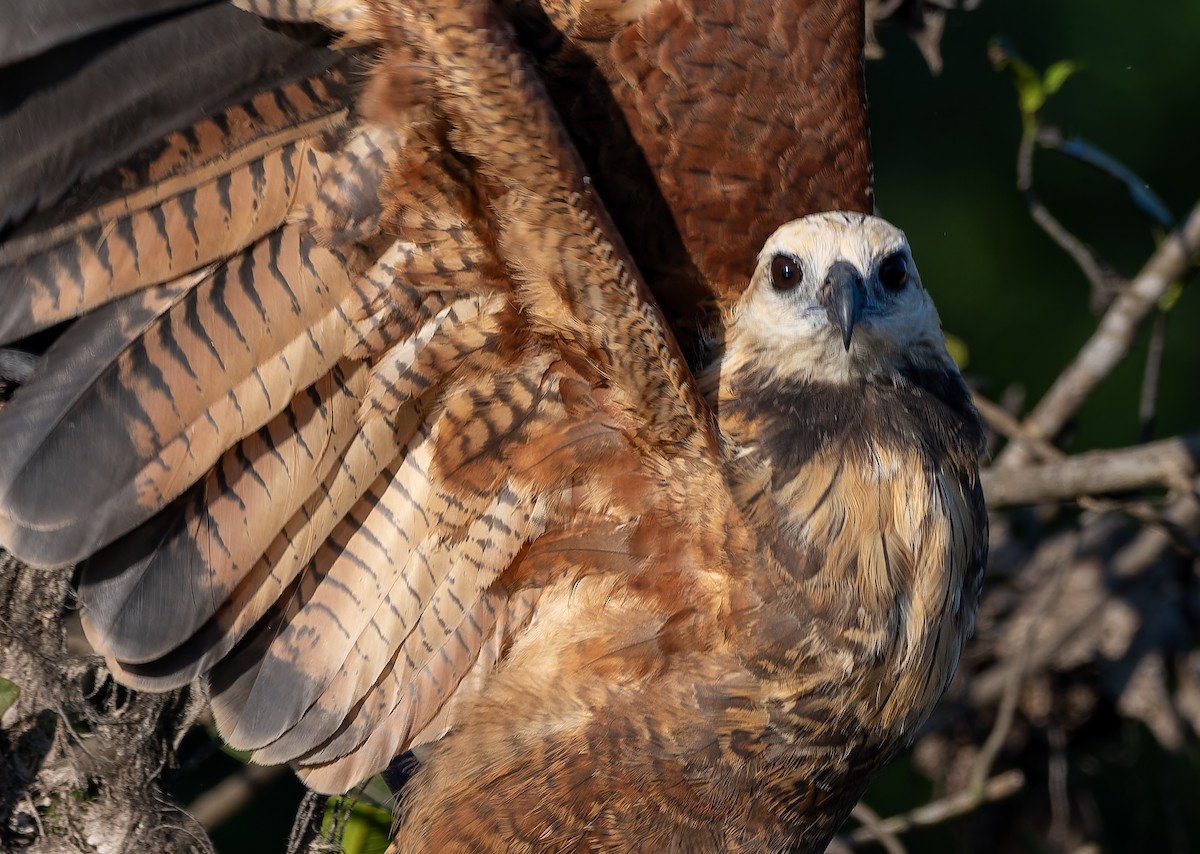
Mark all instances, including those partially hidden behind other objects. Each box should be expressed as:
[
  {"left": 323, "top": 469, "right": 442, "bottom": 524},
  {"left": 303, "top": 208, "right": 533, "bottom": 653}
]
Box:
[{"left": 0, "top": 0, "right": 987, "bottom": 850}]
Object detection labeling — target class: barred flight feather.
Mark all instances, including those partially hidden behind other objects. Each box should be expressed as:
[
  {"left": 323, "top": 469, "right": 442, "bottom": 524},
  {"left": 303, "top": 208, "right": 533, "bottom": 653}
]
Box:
[{"left": 0, "top": 2, "right": 986, "bottom": 851}]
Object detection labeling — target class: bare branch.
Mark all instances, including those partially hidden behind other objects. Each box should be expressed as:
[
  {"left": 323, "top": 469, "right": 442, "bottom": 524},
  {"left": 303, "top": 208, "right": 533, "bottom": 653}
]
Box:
[
  {"left": 187, "top": 763, "right": 289, "bottom": 830},
  {"left": 997, "top": 200, "right": 1200, "bottom": 468},
  {"left": 849, "top": 802, "right": 907, "bottom": 854},
  {"left": 977, "top": 394, "right": 1200, "bottom": 553},
  {"left": 1046, "top": 724, "right": 1070, "bottom": 850},
  {"left": 973, "top": 395, "right": 1062, "bottom": 462},
  {"left": 1018, "top": 129, "right": 1117, "bottom": 302},
  {"left": 969, "top": 547, "right": 1072, "bottom": 795},
  {"left": 1110, "top": 479, "right": 1200, "bottom": 577},
  {"left": 1138, "top": 310, "right": 1168, "bottom": 441},
  {"left": 846, "top": 771, "right": 1025, "bottom": 845},
  {"left": 982, "top": 432, "right": 1200, "bottom": 507}
]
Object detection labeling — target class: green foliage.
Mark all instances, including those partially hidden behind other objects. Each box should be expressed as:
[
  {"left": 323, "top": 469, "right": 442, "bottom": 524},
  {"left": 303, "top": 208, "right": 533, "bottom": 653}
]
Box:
[
  {"left": 943, "top": 332, "right": 970, "bottom": 369},
  {"left": 991, "top": 35, "right": 1176, "bottom": 235},
  {"left": 1041, "top": 60, "right": 1081, "bottom": 99},
  {"left": 989, "top": 38, "right": 1080, "bottom": 129},
  {"left": 0, "top": 676, "right": 19, "bottom": 717},
  {"left": 322, "top": 795, "right": 394, "bottom": 854}
]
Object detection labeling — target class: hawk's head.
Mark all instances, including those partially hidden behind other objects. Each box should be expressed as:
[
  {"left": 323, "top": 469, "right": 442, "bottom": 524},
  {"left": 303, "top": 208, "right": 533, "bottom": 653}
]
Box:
[{"left": 715, "top": 212, "right": 957, "bottom": 388}]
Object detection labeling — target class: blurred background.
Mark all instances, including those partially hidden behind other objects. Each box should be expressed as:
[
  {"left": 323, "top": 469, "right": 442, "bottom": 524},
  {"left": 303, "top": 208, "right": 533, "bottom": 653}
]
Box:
[
  {"left": 860, "top": 2, "right": 1200, "bottom": 852},
  {"left": 870, "top": 0, "right": 1200, "bottom": 451}
]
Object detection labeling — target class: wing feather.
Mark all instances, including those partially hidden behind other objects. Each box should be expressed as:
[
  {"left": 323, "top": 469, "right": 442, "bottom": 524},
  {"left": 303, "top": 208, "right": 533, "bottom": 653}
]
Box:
[
  {"left": 384, "top": 1, "right": 714, "bottom": 453},
  {"left": 564, "top": 0, "right": 872, "bottom": 295},
  {"left": 0, "top": 73, "right": 350, "bottom": 343},
  {"left": 78, "top": 359, "right": 370, "bottom": 663},
  {"left": 87, "top": 290, "right": 497, "bottom": 683},
  {"left": 0, "top": 227, "right": 360, "bottom": 565},
  {"left": 0, "top": 0, "right": 878, "bottom": 802}
]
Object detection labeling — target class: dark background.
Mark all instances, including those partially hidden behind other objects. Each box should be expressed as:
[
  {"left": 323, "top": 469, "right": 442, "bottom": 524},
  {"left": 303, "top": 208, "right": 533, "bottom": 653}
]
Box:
[
  {"left": 865, "top": 4, "right": 1200, "bottom": 851},
  {"left": 870, "top": 0, "right": 1200, "bottom": 452}
]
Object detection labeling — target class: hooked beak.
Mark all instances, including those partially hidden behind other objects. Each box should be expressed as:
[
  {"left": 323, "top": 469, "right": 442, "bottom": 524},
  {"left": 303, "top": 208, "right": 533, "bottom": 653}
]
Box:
[{"left": 823, "top": 260, "right": 865, "bottom": 351}]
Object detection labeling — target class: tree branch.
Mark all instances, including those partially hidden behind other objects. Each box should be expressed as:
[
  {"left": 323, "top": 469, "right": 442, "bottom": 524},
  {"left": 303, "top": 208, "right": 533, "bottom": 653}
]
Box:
[
  {"left": 849, "top": 802, "right": 907, "bottom": 854},
  {"left": 973, "top": 394, "right": 1062, "bottom": 462},
  {"left": 1018, "top": 128, "right": 1116, "bottom": 302},
  {"left": 996, "top": 200, "right": 1200, "bottom": 468},
  {"left": 187, "top": 763, "right": 289, "bottom": 830},
  {"left": 846, "top": 771, "right": 1025, "bottom": 846},
  {"left": 982, "top": 432, "right": 1200, "bottom": 507}
]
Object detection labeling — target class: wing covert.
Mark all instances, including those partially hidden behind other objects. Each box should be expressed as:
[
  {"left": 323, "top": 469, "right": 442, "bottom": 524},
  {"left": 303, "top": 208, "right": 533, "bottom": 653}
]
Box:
[{"left": 0, "top": 0, "right": 879, "bottom": 800}]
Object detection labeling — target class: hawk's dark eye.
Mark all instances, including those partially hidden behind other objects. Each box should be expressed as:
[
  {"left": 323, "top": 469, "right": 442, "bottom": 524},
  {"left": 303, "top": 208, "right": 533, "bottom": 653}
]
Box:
[
  {"left": 770, "top": 254, "right": 802, "bottom": 290},
  {"left": 878, "top": 253, "right": 908, "bottom": 291}
]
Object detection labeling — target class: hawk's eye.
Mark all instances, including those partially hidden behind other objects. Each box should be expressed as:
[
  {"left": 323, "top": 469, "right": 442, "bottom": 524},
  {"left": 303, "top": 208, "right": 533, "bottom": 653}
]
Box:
[
  {"left": 770, "top": 254, "right": 802, "bottom": 290},
  {"left": 878, "top": 252, "right": 908, "bottom": 291}
]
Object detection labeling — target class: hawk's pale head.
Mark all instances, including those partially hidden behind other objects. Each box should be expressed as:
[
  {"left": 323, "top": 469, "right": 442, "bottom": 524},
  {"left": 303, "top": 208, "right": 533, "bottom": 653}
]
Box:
[{"left": 719, "top": 212, "right": 956, "bottom": 387}]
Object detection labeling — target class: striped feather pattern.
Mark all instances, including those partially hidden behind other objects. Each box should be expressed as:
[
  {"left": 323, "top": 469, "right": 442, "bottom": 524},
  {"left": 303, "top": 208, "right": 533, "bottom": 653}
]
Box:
[
  {"left": 79, "top": 359, "right": 370, "bottom": 665},
  {"left": 0, "top": 5, "right": 987, "bottom": 850},
  {"left": 0, "top": 227, "right": 360, "bottom": 565},
  {"left": 380, "top": 1, "right": 715, "bottom": 454},
  {"left": 0, "top": 74, "right": 350, "bottom": 343}
]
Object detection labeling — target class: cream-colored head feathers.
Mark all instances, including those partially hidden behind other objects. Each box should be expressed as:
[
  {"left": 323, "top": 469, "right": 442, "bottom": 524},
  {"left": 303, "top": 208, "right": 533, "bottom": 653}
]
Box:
[{"left": 717, "top": 212, "right": 955, "bottom": 387}]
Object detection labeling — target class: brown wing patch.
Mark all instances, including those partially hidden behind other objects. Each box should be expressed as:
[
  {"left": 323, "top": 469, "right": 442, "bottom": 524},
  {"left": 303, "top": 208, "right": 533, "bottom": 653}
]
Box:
[
  {"left": 592, "top": 0, "right": 873, "bottom": 295},
  {"left": 503, "top": 0, "right": 872, "bottom": 348}
]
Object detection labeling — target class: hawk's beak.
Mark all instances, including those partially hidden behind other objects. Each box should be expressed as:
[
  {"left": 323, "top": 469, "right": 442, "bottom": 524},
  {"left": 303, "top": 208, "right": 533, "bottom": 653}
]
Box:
[{"left": 823, "top": 261, "right": 865, "bottom": 351}]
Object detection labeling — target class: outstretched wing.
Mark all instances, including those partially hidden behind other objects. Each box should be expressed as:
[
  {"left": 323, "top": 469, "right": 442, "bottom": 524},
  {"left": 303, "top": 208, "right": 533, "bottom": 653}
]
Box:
[
  {"left": 539, "top": 0, "right": 873, "bottom": 302},
  {"left": 504, "top": 0, "right": 872, "bottom": 337},
  {"left": 0, "top": 0, "right": 871, "bottom": 793}
]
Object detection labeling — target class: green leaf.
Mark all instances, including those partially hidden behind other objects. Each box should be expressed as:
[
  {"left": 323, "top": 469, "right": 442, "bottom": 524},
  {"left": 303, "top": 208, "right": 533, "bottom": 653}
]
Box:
[
  {"left": 0, "top": 677, "right": 20, "bottom": 717},
  {"left": 322, "top": 795, "right": 393, "bottom": 854},
  {"left": 1007, "top": 56, "right": 1046, "bottom": 116},
  {"left": 944, "top": 333, "right": 970, "bottom": 369},
  {"left": 988, "top": 42, "right": 1043, "bottom": 116},
  {"left": 1042, "top": 60, "right": 1081, "bottom": 95},
  {"left": 990, "top": 38, "right": 1082, "bottom": 122},
  {"left": 1158, "top": 281, "right": 1184, "bottom": 313}
]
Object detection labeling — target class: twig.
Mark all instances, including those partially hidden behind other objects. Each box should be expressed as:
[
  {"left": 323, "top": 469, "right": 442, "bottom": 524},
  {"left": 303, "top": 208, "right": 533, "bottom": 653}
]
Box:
[
  {"left": 846, "top": 771, "right": 1025, "bottom": 845},
  {"left": 1038, "top": 127, "right": 1175, "bottom": 230},
  {"left": 982, "top": 432, "right": 1200, "bottom": 507},
  {"left": 1047, "top": 723, "right": 1070, "bottom": 850},
  {"left": 187, "top": 762, "right": 289, "bottom": 830},
  {"left": 1112, "top": 478, "right": 1200, "bottom": 577},
  {"left": 1138, "top": 309, "right": 1168, "bottom": 442},
  {"left": 978, "top": 395, "right": 1200, "bottom": 554},
  {"left": 1090, "top": 496, "right": 1200, "bottom": 560},
  {"left": 997, "top": 200, "right": 1200, "bottom": 468},
  {"left": 850, "top": 802, "right": 907, "bottom": 854},
  {"left": 974, "top": 395, "right": 1062, "bottom": 462},
  {"left": 969, "top": 550, "right": 1071, "bottom": 796},
  {"left": 1018, "top": 128, "right": 1115, "bottom": 302}
]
